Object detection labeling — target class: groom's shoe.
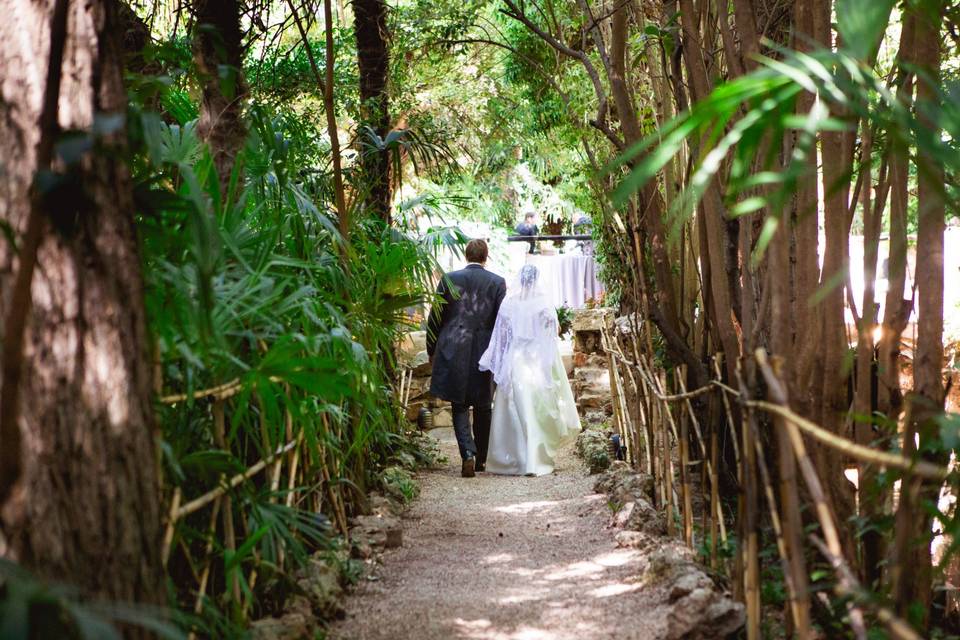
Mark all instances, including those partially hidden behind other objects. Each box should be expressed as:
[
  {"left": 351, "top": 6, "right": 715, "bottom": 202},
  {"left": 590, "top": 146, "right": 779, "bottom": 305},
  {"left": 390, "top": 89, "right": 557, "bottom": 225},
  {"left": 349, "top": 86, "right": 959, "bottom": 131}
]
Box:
[
  {"left": 461, "top": 456, "right": 476, "bottom": 478},
  {"left": 475, "top": 461, "right": 486, "bottom": 472}
]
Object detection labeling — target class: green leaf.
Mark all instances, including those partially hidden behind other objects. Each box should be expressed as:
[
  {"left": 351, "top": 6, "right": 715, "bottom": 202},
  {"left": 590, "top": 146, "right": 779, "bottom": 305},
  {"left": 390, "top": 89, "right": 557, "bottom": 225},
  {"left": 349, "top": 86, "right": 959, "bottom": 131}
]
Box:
[{"left": 836, "top": 0, "right": 895, "bottom": 62}]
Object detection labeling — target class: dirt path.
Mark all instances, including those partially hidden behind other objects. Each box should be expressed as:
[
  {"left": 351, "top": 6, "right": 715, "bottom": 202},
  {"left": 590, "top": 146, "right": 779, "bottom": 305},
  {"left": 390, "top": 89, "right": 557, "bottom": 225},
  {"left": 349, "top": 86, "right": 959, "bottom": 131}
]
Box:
[{"left": 330, "top": 430, "right": 670, "bottom": 640}]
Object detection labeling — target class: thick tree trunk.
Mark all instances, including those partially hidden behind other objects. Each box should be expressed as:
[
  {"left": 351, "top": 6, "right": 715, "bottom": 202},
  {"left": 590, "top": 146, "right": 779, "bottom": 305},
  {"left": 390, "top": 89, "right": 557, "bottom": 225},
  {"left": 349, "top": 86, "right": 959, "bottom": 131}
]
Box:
[
  {"left": 354, "top": 0, "right": 391, "bottom": 223},
  {"left": 0, "top": 0, "right": 164, "bottom": 616},
  {"left": 194, "top": 0, "right": 247, "bottom": 200}
]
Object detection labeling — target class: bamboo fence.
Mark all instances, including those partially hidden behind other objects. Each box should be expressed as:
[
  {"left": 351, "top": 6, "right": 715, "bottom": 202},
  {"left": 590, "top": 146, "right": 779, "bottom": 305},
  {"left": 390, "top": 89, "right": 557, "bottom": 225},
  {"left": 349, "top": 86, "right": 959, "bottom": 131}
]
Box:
[{"left": 598, "top": 323, "right": 940, "bottom": 640}]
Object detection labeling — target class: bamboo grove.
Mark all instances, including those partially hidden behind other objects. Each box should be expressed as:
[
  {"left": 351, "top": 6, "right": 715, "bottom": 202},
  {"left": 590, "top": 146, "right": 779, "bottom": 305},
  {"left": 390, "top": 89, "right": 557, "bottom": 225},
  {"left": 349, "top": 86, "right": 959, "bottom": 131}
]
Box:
[{"left": 491, "top": 0, "right": 960, "bottom": 635}]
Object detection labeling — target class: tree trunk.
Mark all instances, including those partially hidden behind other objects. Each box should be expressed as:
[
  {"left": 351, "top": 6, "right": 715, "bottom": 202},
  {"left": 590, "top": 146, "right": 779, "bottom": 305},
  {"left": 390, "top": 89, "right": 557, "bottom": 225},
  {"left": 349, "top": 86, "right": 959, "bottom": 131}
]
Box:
[
  {"left": 878, "top": 14, "right": 917, "bottom": 421},
  {"left": 354, "top": 0, "right": 391, "bottom": 223},
  {"left": 678, "top": 0, "right": 743, "bottom": 385},
  {"left": 894, "top": 1, "right": 945, "bottom": 627},
  {"left": 0, "top": 0, "right": 164, "bottom": 617},
  {"left": 194, "top": 0, "right": 247, "bottom": 201}
]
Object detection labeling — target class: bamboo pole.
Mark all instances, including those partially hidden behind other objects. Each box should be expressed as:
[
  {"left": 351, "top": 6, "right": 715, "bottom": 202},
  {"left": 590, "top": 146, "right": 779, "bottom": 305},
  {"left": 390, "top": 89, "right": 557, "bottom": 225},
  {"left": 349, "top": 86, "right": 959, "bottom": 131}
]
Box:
[
  {"left": 174, "top": 439, "right": 301, "bottom": 520},
  {"left": 213, "top": 401, "right": 240, "bottom": 605},
  {"left": 285, "top": 431, "right": 305, "bottom": 508},
  {"left": 676, "top": 374, "right": 728, "bottom": 543},
  {"left": 755, "top": 350, "right": 868, "bottom": 639},
  {"left": 188, "top": 496, "right": 223, "bottom": 640},
  {"left": 161, "top": 487, "right": 182, "bottom": 568},
  {"left": 750, "top": 413, "right": 809, "bottom": 638},
  {"left": 678, "top": 383, "right": 694, "bottom": 547},
  {"left": 737, "top": 366, "right": 761, "bottom": 640}
]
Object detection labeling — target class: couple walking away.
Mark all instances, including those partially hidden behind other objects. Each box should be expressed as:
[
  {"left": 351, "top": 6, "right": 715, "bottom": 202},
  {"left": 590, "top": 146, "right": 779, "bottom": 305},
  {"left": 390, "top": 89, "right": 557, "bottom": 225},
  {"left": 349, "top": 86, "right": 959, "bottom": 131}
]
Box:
[{"left": 427, "top": 239, "right": 580, "bottom": 478}]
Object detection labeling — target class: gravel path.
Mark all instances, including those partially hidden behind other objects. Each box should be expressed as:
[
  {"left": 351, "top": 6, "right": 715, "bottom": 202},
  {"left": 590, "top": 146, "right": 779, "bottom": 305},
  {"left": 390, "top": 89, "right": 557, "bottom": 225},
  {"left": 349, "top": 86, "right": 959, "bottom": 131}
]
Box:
[{"left": 330, "top": 429, "right": 669, "bottom": 640}]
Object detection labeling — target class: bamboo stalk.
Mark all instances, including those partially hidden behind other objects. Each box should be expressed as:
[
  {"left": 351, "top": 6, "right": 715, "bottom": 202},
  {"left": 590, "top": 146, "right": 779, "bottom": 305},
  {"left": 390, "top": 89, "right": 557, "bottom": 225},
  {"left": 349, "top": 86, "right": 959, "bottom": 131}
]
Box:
[
  {"left": 677, "top": 374, "right": 727, "bottom": 543},
  {"left": 750, "top": 412, "right": 808, "bottom": 638},
  {"left": 678, "top": 383, "right": 694, "bottom": 547},
  {"left": 188, "top": 496, "right": 223, "bottom": 640},
  {"left": 161, "top": 487, "right": 182, "bottom": 568},
  {"left": 285, "top": 431, "right": 305, "bottom": 508},
  {"left": 213, "top": 401, "right": 240, "bottom": 605},
  {"left": 174, "top": 439, "right": 300, "bottom": 520},
  {"left": 756, "top": 350, "right": 868, "bottom": 639},
  {"left": 737, "top": 366, "right": 761, "bottom": 640}
]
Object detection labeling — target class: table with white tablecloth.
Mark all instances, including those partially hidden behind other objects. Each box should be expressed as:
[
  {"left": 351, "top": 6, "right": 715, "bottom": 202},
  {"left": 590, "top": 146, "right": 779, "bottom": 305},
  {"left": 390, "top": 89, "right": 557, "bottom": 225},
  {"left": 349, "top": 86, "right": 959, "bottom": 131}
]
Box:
[{"left": 525, "top": 253, "right": 604, "bottom": 309}]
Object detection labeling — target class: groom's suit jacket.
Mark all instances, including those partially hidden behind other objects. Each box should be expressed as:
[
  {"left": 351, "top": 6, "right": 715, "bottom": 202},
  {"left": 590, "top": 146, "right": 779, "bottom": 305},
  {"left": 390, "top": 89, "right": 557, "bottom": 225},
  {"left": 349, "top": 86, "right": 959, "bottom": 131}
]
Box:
[{"left": 427, "top": 263, "right": 506, "bottom": 406}]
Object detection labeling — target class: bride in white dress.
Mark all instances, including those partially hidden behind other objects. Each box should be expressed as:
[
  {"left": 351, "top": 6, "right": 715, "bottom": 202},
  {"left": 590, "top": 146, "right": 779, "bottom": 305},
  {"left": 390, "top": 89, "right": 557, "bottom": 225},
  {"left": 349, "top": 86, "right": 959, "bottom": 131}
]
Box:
[{"left": 478, "top": 264, "right": 581, "bottom": 476}]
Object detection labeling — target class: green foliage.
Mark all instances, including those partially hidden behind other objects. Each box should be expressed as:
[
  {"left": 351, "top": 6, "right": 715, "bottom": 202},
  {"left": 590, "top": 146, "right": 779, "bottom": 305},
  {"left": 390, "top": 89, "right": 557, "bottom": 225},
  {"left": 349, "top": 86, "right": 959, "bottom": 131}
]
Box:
[
  {"left": 381, "top": 466, "right": 419, "bottom": 504},
  {"left": 613, "top": 44, "right": 960, "bottom": 258},
  {"left": 556, "top": 304, "right": 574, "bottom": 337},
  {"left": 0, "top": 560, "right": 185, "bottom": 640}
]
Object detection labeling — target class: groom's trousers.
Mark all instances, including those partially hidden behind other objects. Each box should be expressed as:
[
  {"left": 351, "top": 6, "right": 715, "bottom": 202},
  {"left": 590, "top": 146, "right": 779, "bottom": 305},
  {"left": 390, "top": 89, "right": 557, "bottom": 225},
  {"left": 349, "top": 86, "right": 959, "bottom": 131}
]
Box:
[{"left": 451, "top": 402, "right": 491, "bottom": 464}]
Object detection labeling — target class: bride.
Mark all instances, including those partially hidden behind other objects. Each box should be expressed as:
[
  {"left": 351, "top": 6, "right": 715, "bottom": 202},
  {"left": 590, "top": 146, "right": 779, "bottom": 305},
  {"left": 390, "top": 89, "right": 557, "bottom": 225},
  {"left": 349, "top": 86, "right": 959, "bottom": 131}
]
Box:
[{"left": 478, "top": 264, "right": 581, "bottom": 476}]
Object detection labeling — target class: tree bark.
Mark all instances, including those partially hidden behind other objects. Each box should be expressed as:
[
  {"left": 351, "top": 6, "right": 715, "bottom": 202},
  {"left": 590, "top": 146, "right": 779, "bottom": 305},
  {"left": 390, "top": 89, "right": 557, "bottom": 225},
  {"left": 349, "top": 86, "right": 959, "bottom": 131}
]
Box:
[
  {"left": 0, "top": 0, "right": 164, "bottom": 616},
  {"left": 354, "top": 0, "right": 391, "bottom": 223},
  {"left": 893, "top": 1, "right": 945, "bottom": 627},
  {"left": 878, "top": 15, "right": 917, "bottom": 420},
  {"left": 194, "top": 0, "right": 247, "bottom": 201},
  {"left": 678, "top": 0, "right": 743, "bottom": 385}
]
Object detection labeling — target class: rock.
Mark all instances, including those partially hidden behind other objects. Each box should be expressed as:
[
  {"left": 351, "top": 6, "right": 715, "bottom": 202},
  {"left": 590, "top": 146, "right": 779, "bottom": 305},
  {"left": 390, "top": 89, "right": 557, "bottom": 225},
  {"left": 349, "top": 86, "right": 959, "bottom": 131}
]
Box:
[
  {"left": 410, "top": 350, "right": 432, "bottom": 377},
  {"left": 666, "top": 587, "right": 745, "bottom": 640},
  {"left": 575, "top": 429, "right": 611, "bottom": 474},
  {"left": 295, "top": 556, "right": 344, "bottom": 620},
  {"left": 574, "top": 367, "right": 611, "bottom": 410},
  {"left": 572, "top": 307, "right": 613, "bottom": 332},
  {"left": 668, "top": 571, "right": 713, "bottom": 601},
  {"left": 594, "top": 464, "right": 655, "bottom": 504},
  {"left": 642, "top": 549, "right": 744, "bottom": 640},
  {"left": 398, "top": 331, "right": 427, "bottom": 365},
  {"left": 614, "top": 530, "right": 647, "bottom": 548},
  {"left": 432, "top": 405, "right": 453, "bottom": 428},
  {"left": 368, "top": 493, "right": 402, "bottom": 518},
  {"left": 351, "top": 514, "right": 403, "bottom": 553},
  {"left": 614, "top": 499, "right": 665, "bottom": 535},
  {"left": 250, "top": 613, "right": 312, "bottom": 640},
  {"left": 573, "top": 352, "right": 609, "bottom": 369}
]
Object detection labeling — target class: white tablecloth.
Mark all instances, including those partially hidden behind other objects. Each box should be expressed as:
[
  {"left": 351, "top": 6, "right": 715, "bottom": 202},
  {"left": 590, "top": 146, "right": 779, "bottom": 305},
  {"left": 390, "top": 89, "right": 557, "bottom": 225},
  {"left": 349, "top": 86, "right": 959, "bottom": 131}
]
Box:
[{"left": 526, "top": 253, "right": 604, "bottom": 309}]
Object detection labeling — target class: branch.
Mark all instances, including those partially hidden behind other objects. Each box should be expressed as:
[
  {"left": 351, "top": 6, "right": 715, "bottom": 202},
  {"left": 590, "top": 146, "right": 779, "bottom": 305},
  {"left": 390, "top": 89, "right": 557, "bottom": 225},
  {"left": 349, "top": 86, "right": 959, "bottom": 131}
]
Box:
[{"left": 500, "top": 0, "right": 621, "bottom": 148}]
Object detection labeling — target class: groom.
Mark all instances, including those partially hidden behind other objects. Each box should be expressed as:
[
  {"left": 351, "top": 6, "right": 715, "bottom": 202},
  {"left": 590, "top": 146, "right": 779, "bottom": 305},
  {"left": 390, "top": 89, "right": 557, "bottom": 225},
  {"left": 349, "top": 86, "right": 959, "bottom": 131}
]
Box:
[{"left": 427, "top": 239, "right": 506, "bottom": 478}]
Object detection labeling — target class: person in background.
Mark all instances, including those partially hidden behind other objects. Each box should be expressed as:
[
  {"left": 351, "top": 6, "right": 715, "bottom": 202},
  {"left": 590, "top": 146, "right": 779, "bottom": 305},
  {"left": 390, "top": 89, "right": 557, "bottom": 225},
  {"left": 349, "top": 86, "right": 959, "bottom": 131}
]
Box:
[{"left": 515, "top": 211, "right": 539, "bottom": 254}]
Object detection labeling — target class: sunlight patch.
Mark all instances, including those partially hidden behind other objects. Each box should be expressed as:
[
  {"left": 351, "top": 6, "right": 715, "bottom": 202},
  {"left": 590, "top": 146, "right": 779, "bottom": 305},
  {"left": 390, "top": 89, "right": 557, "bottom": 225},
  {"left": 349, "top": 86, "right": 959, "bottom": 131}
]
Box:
[
  {"left": 495, "top": 500, "right": 559, "bottom": 514},
  {"left": 588, "top": 582, "right": 642, "bottom": 598}
]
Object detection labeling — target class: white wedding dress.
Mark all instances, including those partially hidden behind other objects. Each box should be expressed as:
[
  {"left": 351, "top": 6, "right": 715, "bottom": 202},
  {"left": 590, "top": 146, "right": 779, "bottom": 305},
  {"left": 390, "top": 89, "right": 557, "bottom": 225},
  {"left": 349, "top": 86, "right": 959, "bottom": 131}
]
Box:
[{"left": 478, "top": 265, "right": 581, "bottom": 476}]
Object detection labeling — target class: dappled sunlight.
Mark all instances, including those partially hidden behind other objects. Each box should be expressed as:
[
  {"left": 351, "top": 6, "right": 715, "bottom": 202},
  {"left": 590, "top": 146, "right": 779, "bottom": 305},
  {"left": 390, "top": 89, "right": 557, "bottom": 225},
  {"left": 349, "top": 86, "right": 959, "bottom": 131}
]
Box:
[
  {"left": 483, "top": 553, "right": 515, "bottom": 565},
  {"left": 543, "top": 549, "right": 638, "bottom": 581},
  {"left": 588, "top": 583, "right": 642, "bottom": 598},
  {"left": 494, "top": 500, "right": 560, "bottom": 515}
]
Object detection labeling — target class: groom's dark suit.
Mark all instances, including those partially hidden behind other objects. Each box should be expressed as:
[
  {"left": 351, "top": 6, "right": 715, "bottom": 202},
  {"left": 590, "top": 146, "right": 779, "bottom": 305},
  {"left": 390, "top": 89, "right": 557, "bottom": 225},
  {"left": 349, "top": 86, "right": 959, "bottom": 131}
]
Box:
[{"left": 427, "top": 263, "right": 506, "bottom": 464}]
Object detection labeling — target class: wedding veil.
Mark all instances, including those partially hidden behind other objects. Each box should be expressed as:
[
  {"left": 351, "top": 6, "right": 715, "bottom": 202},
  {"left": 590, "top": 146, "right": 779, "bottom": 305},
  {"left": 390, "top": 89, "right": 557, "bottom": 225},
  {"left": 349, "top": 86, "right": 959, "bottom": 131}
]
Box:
[{"left": 478, "top": 264, "right": 559, "bottom": 388}]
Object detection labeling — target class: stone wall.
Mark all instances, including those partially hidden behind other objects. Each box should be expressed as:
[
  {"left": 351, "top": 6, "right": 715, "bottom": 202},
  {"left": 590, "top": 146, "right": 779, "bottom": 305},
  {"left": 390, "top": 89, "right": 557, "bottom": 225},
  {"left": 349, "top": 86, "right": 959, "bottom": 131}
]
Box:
[
  {"left": 571, "top": 308, "right": 614, "bottom": 421},
  {"left": 397, "top": 331, "right": 453, "bottom": 428}
]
